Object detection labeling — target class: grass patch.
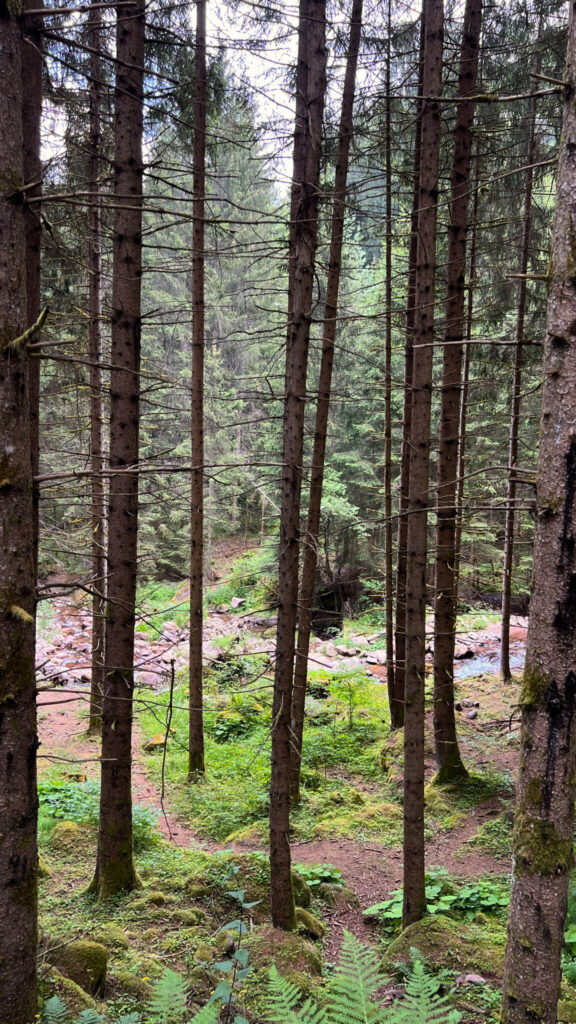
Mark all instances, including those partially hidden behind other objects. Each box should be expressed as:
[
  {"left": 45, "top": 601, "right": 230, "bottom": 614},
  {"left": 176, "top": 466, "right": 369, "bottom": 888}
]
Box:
[{"left": 138, "top": 666, "right": 391, "bottom": 842}]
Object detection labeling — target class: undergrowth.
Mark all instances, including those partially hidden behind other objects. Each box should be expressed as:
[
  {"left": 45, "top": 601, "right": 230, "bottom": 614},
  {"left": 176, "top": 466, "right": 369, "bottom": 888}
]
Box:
[{"left": 42, "top": 933, "right": 461, "bottom": 1024}]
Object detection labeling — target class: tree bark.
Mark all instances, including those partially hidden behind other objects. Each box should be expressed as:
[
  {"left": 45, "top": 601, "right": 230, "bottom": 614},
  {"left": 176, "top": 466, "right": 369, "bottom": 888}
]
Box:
[
  {"left": 501, "top": 9, "right": 576, "bottom": 1020},
  {"left": 90, "top": 0, "right": 144, "bottom": 900},
  {"left": 270, "top": 0, "right": 326, "bottom": 930},
  {"left": 0, "top": 6, "right": 38, "bottom": 1019},
  {"left": 86, "top": 2, "right": 107, "bottom": 735},
  {"left": 188, "top": 0, "right": 206, "bottom": 779},
  {"left": 453, "top": 144, "right": 480, "bottom": 589},
  {"left": 432, "top": 0, "right": 481, "bottom": 784},
  {"left": 500, "top": 44, "right": 541, "bottom": 682},
  {"left": 289, "top": 0, "right": 363, "bottom": 806},
  {"left": 383, "top": 1, "right": 397, "bottom": 726},
  {"left": 22, "top": 0, "right": 43, "bottom": 589},
  {"left": 402, "top": 0, "right": 444, "bottom": 929},
  {"left": 393, "top": 12, "right": 426, "bottom": 731}
]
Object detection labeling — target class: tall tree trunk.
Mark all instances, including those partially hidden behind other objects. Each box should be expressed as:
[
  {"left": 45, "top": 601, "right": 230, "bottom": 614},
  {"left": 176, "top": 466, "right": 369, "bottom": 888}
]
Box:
[
  {"left": 402, "top": 0, "right": 444, "bottom": 929},
  {"left": 0, "top": 7, "right": 38, "bottom": 1019},
  {"left": 22, "top": 0, "right": 43, "bottom": 589},
  {"left": 383, "top": 2, "right": 397, "bottom": 725},
  {"left": 188, "top": 0, "right": 206, "bottom": 779},
  {"left": 289, "top": 0, "right": 363, "bottom": 806},
  {"left": 432, "top": 0, "right": 482, "bottom": 784},
  {"left": 393, "top": 12, "right": 426, "bottom": 730},
  {"left": 453, "top": 145, "right": 480, "bottom": 588},
  {"left": 501, "top": 11, "right": 576, "bottom": 1020},
  {"left": 90, "top": 0, "right": 144, "bottom": 900},
  {"left": 86, "top": 2, "right": 107, "bottom": 735},
  {"left": 500, "top": 46, "right": 541, "bottom": 682},
  {"left": 270, "top": 0, "right": 326, "bottom": 930}
]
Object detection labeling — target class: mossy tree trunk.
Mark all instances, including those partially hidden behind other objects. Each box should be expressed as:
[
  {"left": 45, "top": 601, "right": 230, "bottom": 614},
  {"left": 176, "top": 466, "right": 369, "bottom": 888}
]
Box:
[
  {"left": 289, "top": 0, "right": 363, "bottom": 807},
  {"left": 90, "top": 0, "right": 145, "bottom": 900},
  {"left": 188, "top": 0, "right": 207, "bottom": 779},
  {"left": 270, "top": 0, "right": 327, "bottom": 930},
  {"left": 501, "top": 8, "right": 576, "bottom": 1021},
  {"left": 402, "top": 0, "right": 444, "bottom": 929},
  {"left": 0, "top": 5, "right": 38, "bottom": 1019},
  {"left": 432, "top": 0, "right": 482, "bottom": 785}
]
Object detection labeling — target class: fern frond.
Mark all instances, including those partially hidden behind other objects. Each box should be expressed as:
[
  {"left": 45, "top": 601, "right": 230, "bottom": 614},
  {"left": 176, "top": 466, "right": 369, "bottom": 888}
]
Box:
[
  {"left": 189, "top": 1002, "right": 220, "bottom": 1024},
  {"left": 328, "top": 930, "right": 386, "bottom": 1024},
  {"left": 75, "top": 1012, "right": 106, "bottom": 1024},
  {"left": 115, "top": 1015, "right": 141, "bottom": 1024},
  {"left": 147, "top": 967, "right": 189, "bottom": 1022},
  {"left": 267, "top": 964, "right": 327, "bottom": 1024},
  {"left": 41, "top": 996, "right": 70, "bottom": 1024},
  {"left": 385, "top": 954, "right": 461, "bottom": 1024}
]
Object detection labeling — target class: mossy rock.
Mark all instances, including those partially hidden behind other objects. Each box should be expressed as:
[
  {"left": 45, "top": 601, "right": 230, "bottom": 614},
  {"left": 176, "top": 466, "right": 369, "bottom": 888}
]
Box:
[
  {"left": 173, "top": 908, "right": 207, "bottom": 926},
  {"left": 91, "top": 923, "right": 130, "bottom": 950},
  {"left": 140, "top": 928, "right": 161, "bottom": 943},
  {"left": 50, "top": 940, "right": 108, "bottom": 996},
  {"left": 559, "top": 982, "right": 576, "bottom": 1023},
  {"left": 38, "top": 853, "right": 51, "bottom": 878},
  {"left": 558, "top": 999, "right": 576, "bottom": 1023},
  {"left": 295, "top": 908, "right": 326, "bottom": 941},
  {"left": 44, "top": 969, "right": 98, "bottom": 1012},
  {"left": 246, "top": 925, "right": 322, "bottom": 976},
  {"left": 48, "top": 821, "right": 96, "bottom": 855},
  {"left": 282, "top": 969, "right": 322, "bottom": 997},
  {"left": 194, "top": 943, "right": 214, "bottom": 963},
  {"left": 146, "top": 889, "right": 168, "bottom": 905},
  {"left": 383, "top": 914, "right": 506, "bottom": 978},
  {"left": 339, "top": 886, "right": 360, "bottom": 908},
  {"left": 292, "top": 870, "right": 312, "bottom": 909},
  {"left": 185, "top": 880, "right": 213, "bottom": 899},
  {"left": 131, "top": 890, "right": 171, "bottom": 912},
  {"left": 316, "top": 882, "right": 338, "bottom": 906},
  {"left": 107, "top": 969, "right": 153, "bottom": 1003}
]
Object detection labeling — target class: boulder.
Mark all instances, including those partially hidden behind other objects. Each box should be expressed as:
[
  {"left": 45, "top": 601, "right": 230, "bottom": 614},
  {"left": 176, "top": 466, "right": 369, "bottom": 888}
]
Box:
[
  {"left": 295, "top": 908, "right": 325, "bottom": 941},
  {"left": 291, "top": 870, "right": 312, "bottom": 909},
  {"left": 50, "top": 940, "right": 108, "bottom": 996}
]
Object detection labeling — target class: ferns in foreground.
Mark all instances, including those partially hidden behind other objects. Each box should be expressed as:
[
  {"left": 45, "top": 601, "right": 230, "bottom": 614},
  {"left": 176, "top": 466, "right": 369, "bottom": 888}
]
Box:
[
  {"left": 41, "top": 997, "right": 139, "bottom": 1024},
  {"left": 265, "top": 931, "right": 460, "bottom": 1024},
  {"left": 146, "top": 966, "right": 189, "bottom": 1022},
  {"left": 388, "top": 951, "right": 461, "bottom": 1024},
  {"left": 328, "top": 930, "right": 383, "bottom": 1024},
  {"left": 42, "top": 934, "right": 460, "bottom": 1024}
]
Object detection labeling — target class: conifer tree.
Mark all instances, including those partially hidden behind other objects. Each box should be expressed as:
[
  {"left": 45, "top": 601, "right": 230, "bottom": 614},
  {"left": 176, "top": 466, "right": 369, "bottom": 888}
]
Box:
[{"left": 0, "top": 5, "right": 38, "bottom": 1018}]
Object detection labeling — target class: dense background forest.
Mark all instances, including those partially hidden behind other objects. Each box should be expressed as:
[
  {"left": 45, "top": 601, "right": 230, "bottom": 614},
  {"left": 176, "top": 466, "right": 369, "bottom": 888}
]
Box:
[{"left": 3, "top": 0, "right": 576, "bottom": 1021}]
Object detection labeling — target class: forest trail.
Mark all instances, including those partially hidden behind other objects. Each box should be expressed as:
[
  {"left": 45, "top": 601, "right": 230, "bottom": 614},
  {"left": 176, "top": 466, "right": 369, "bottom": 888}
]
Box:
[{"left": 37, "top": 594, "right": 520, "bottom": 957}]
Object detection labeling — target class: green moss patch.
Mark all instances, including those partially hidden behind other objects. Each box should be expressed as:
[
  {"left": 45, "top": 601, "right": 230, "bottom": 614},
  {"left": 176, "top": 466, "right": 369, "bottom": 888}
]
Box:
[{"left": 383, "top": 914, "right": 506, "bottom": 979}]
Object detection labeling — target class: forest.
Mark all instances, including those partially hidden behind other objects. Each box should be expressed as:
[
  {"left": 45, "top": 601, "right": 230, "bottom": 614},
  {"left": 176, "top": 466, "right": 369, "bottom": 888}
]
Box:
[{"left": 2, "top": 0, "right": 576, "bottom": 1020}]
